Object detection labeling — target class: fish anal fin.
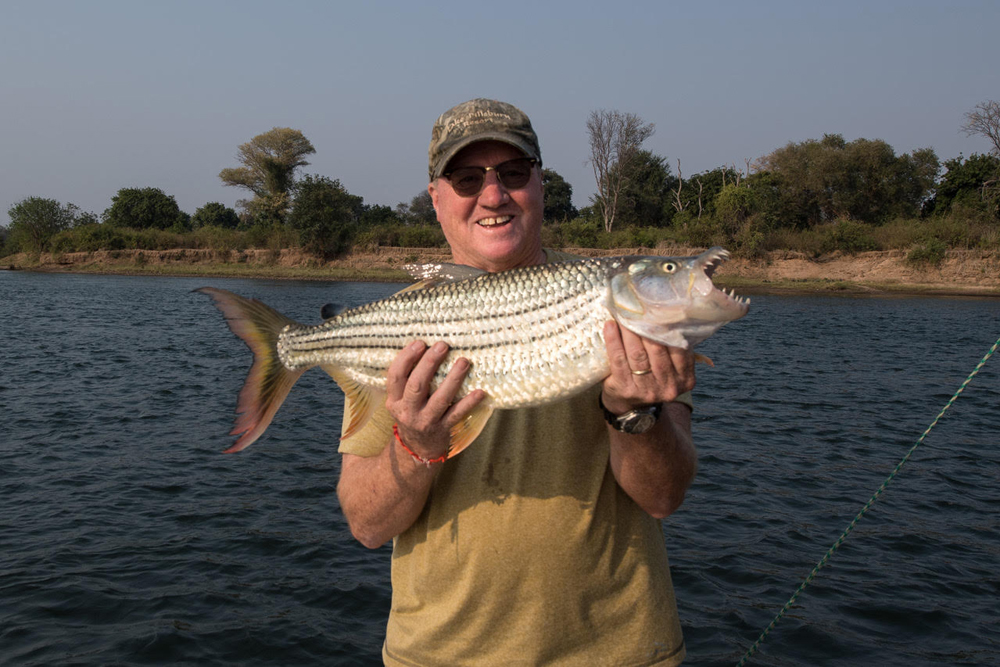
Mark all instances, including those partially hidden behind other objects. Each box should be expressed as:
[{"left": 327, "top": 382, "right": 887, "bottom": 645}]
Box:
[{"left": 448, "top": 400, "right": 495, "bottom": 459}]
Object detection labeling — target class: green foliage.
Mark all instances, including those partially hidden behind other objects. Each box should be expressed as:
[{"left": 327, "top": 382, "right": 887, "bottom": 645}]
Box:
[
  {"left": 714, "top": 185, "right": 761, "bottom": 235},
  {"left": 396, "top": 190, "right": 437, "bottom": 226},
  {"left": 50, "top": 223, "right": 128, "bottom": 252},
  {"left": 5, "top": 197, "right": 79, "bottom": 254},
  {"left": 352, "top": 223, "right": 447, "bottom": 249},
  {"left": 906, "top": 238, "right": 948, "bottom": 267},
  {"left": 759, "top": 135, "right": 939, "bottom": 226},
  {"left": 287, "top": 175, "right": 362, "bottom": 259},
  {"left": 192, "top": 202, "right": 240, "bottom": 229},
  {"left": 556, "top": 217, "right": 603, "bottom": 247},
  {"left": 818, "top": 219, "right": 879, "bottom": 254},
  {"left": 542, "top": 168, "right": 578, "bottom": 222},
  {"left": 669, "top": 210, "right": 724, "bottom": 249},
  {"left": 103, "top": 187, "right": 186, "bottom": 230},
  {"left": 613, "top": 150, "right": 673, "bottom": 228},
  {"left": 219, "top": 127, "right": 316, "bottom": 223},
  {"left": 359, "top": 204, "right": 400, "bottom": 228},
  {"left": 927, "top": 153, "right": 1000, "bottom": 220}
]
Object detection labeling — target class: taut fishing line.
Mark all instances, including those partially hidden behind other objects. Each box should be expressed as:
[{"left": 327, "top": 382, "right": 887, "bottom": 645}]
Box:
[{"left": 735, "top": 334, "right": 1000, "bottom": 666}]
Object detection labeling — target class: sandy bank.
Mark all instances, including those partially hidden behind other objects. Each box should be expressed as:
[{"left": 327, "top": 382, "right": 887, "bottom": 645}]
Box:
[{"left": 4, "top": 246, "right": 999, "bottom": 297}]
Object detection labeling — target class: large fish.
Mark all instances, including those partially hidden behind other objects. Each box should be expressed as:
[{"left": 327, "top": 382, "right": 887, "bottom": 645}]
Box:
[{"left": 198, "top": 247, "right": 749, "bottom": 455}]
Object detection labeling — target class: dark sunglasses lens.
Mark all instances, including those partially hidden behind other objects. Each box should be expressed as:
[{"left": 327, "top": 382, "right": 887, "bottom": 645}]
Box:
[
  {"left": 450, "top": 168, "right": 485, "bottom": 196},
  {"left": 497, "top": 160, "right": 533, "bottom": 189}
]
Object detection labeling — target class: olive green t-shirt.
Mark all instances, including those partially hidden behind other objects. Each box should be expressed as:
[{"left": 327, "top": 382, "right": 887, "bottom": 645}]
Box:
[{"left": 340, "top": 250, "right": 688, "bottom": 666}]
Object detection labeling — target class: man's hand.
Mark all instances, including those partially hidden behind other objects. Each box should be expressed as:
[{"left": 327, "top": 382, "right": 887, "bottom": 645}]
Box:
[
  {"left": 384, "top": 340, "right": 486, "bottom": 460},
  {"left": 601, "top": 321, "right": 696, "bottom": 414}
]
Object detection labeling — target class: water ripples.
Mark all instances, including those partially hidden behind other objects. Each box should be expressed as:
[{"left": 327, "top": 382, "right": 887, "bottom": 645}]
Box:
[{"left": 2, "top": 272, "right": 999, "bottom": 665}]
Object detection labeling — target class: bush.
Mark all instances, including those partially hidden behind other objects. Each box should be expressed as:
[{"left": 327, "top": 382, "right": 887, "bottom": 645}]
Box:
[
  {"left": 188, "top": 226, "right": 245, "bottom": 253},
  {"left": 818, "top": 219, "right": 879, "bottom": 254},
  {"left": 906, "top": 238, "right": 947, "bottom": 266},
  {"left": 558, "top": 217, "right": 602, "bottom": 248}
]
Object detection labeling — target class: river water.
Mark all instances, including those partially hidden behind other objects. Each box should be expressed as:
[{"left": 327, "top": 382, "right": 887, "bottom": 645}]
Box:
[{"left": 1, "top": 270, "right": 998, "bottom": 666}]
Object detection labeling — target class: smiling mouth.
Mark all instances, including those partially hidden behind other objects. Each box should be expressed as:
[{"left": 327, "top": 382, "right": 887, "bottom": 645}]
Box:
[{"left": 477, "top": 216, "right": 513, "bottom": 227}]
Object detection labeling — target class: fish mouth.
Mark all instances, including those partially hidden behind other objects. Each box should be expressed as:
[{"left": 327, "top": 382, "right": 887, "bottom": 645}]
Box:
[
  {"left": 697, "top": 246, "right": 733, "bottom": 281},
  {"left": 691, "top": 247, "right": 750, "bottom": 316}
]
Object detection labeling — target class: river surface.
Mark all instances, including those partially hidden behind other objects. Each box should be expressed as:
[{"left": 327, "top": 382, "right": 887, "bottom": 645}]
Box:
[{"left": 2, "top": 270, "right": 999, "bottom": 666}]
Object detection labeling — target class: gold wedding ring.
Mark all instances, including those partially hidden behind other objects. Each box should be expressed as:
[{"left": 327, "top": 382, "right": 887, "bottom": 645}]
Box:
[{"left": 630, "top": 369, "right": 652, "bottom": 376}]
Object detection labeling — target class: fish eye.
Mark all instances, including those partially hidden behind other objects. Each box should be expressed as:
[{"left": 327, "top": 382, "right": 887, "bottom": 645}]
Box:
[{"left": 661, "top": 262, "right": 677, "bottom": 273}]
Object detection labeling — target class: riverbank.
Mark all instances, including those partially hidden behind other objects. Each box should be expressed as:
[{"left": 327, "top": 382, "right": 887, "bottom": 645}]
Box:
[{"left": 4, "top": 246, "right": 999, "bottom": 297}]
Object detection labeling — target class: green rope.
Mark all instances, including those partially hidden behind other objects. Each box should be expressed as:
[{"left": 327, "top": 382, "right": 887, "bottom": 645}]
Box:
[{"left": 735, "top": 334, "right": 1000, "bottom": 667}]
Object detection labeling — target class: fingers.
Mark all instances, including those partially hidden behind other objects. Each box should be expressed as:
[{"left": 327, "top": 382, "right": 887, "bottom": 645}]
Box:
[
  {"left": 602, "top": 320, "right": 696, "bottom": 410},
  {"left": 386, "top": 340, "right": 484, "bottom": 435}
]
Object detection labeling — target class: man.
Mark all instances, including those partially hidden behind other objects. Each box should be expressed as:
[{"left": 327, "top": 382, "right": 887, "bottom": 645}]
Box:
[{"left": 337, "top": 99, "right": 697, "bottom": 666}]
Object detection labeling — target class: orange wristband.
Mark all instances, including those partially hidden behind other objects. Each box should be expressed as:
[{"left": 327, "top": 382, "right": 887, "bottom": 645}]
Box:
[{"left": 393, "top": 424, "right": 448, "bottom": 467}]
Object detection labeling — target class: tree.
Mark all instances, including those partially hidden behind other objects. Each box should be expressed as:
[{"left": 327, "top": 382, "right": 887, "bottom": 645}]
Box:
[
  {"left": 6, "top": 197, "right": 78, "bottom": 253},
  {"left": 962, "top": 100, "right": 1000, "bottom": 157},
  {"left": 287, "top": 175, "right": 362, "bottom": 259},
  {"left": 928, "top": 153, "right": 1000, "bottom": 220},
  {"left": 541, "top": 168, "right": 578, "bottom": 222},
  {"left": 359, "top": 204, "right": 400, "bottom": 228},
  {"left": 586, "top": 110, "right": 655, "bottom": 232},
  {"left": 191, "top": 202, "right": 241, "bottom": 229},
  {"left": 219, "top": 127, "right": 316, "bottom": 224},
  {"left": 103, "top": 187, "right": 185, "bottom": 230},
  {"left": 614, "top": 151, "right": 672, "bottom": 227},
  {"left": 397, "top": 190, "right": 437, "bottom": 225},
  {"left": 758, "top": 135, "right": 938, "bottom": 226}
]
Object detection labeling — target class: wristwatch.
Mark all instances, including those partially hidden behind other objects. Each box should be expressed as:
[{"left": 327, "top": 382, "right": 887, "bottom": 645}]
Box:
[{"left": 599, "top": 393, "right": 662, "bottom": 435}]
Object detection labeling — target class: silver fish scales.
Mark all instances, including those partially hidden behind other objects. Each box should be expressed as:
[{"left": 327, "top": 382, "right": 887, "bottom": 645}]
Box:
[
  {"left": 278, "top": 257, "right": 614, "bottom": 409},
  {"left": 199, "top": 247, "right": 748, "bottom": 455}
]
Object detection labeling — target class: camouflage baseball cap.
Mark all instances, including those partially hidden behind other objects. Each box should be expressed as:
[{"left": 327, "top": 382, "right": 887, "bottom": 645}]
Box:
[{"left": 428, "top": 98, "right": 541, "bottom": 181}]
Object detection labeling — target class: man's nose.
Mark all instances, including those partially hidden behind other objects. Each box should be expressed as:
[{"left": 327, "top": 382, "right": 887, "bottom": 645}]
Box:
[{"left": 478, "top": 171, "right": 510, "bottom": 206}]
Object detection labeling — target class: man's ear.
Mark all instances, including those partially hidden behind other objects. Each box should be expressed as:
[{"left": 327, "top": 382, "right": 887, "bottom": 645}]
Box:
[{"left": 428, "top": 181, "right": 439, "bottom": 213}]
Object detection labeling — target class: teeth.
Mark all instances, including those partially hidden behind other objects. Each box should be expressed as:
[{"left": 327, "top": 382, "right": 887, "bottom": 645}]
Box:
[{"left": 478, "top": 216, "right": 513, "bottom": 227}]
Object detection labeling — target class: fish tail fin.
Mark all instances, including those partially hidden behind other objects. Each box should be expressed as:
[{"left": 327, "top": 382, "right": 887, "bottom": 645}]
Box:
[{"left": 197, "top": 287, "right": 306, "bottom": 453}]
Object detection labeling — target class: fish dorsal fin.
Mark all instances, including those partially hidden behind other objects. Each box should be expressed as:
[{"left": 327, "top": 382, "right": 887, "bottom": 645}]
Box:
[
  {"left": 394, "top": 279, "right": 437, "bottom": 295},
  {"left": 403, "top": 262, "right": 487, "bottom": 287},
  {"left": 447, "top": 399, "right": 495, "bottom": 459}
]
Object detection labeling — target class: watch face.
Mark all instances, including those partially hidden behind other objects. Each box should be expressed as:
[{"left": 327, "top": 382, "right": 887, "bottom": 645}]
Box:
[{"left": 621, "top": 411, "right": 657, "bottom": 435}]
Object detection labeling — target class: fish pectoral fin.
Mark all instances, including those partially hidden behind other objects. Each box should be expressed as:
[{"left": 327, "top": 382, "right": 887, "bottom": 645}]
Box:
[
  {"left": 323, "top": 366, "right": 384, "bottom": 442},
  {"left": 448, "top": 399, "right": 495, "bottom": 459},
  {"left": 694, "top": 352, "right": 715, "bottom": 367}
]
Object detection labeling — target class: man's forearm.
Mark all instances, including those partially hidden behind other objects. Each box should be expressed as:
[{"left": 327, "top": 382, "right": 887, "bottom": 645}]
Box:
[
  {"left": 608, "top": 402, "right": 697, "bottom": 519},
  {"left": 337, "top": 442, "right": 438, "bottom": 548}
]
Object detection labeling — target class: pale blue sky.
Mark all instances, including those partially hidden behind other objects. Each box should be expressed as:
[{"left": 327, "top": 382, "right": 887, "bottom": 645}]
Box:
[{"left": 2, "top": 0, "right": 997, "bottom": 223}]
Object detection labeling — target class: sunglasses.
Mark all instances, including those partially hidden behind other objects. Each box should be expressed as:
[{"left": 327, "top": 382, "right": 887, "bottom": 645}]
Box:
[{"left": 442, "top": 157, "right": 538, "bottom": 197}]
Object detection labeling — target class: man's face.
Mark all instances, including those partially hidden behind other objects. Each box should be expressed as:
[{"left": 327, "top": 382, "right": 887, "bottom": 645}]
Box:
[{"left": 428, "top": 141, "right": 544, "bottom": 273}]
